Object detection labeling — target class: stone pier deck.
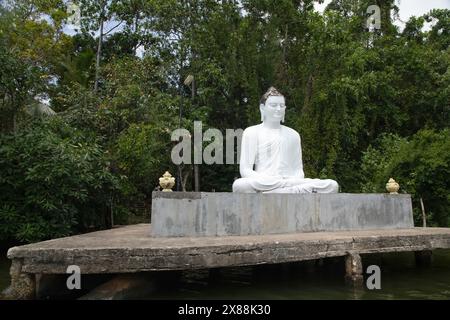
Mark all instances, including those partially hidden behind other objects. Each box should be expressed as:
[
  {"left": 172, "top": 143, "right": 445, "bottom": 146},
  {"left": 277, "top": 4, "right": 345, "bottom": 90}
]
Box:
[
  {"left": 7, "top": 225, "right": 450, "bottom": 273},
  {"left": 5, "top": 224, "right": 450, "bottom": 298}
]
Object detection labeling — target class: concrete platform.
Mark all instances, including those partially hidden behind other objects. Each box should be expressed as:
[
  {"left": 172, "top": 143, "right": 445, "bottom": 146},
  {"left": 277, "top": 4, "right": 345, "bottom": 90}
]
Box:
[
  {"left": 151, "top": 192, "right": 414, "bottom": 237},
  {"left": 7, "top": 224, "right": 450, "bottom": 273},
  {"left": 5, "top": 224, "right": 450, "bottom": 299}
]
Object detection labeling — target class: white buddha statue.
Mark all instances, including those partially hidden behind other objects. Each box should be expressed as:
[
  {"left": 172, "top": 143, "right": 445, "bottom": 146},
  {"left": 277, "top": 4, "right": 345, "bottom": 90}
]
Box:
[{"left": 233, "top": 87, "right": 339, "bottom": 194}]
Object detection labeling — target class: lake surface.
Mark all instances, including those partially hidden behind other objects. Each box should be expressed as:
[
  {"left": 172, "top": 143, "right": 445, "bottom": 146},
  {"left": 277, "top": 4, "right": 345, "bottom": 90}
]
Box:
[{"left": 1, "top": 249, "right": 450, "bottom": 299}]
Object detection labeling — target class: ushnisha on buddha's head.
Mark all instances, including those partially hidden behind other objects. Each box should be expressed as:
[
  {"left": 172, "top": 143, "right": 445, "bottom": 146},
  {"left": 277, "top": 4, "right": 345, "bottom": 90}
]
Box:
[{"left": 259, "top": 86, "right": 286, "bottom": 123}]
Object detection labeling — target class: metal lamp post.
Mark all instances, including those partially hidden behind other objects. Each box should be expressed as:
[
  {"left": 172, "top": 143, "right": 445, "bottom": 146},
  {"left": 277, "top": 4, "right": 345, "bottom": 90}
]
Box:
[{"left": 183, "top": 75, "right": 199, "bottom": 192}]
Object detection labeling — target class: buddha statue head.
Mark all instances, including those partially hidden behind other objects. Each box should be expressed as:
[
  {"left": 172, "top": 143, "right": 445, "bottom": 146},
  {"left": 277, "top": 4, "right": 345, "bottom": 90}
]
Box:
[{"left": 259, "top": 86, "right": 286, "bottom": 123}]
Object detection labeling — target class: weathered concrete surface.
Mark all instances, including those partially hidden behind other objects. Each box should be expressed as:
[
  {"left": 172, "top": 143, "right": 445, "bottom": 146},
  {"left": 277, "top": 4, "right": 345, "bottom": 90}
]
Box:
[
  {"left": 2, "top": 259, "right": 36, "bottom": 299},
  {"left": 151, "top": 192, "right": 414, "bottom": 237},
  {"left": 7, "top": 224, "right": 450, "bottom": 276}
]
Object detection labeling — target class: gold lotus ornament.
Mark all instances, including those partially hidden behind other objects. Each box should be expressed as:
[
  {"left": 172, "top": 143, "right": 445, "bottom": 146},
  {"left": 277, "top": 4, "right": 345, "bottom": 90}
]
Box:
[
  {"left": 386, "top": 178, "right": 400, "bottom": 194},
  {"left": 159, "top": 171, "right": 175, "bottom": 192}
]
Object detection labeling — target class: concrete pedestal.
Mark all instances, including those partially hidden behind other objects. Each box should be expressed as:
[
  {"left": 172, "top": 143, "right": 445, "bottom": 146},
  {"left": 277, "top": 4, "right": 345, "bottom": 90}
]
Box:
[{"left": 151, "top": 192, "right": 414, "bottom": 237}]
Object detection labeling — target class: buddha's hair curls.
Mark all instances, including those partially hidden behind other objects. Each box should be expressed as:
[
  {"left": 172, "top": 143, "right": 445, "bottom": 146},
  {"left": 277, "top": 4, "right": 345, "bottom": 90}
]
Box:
[{"left": 259, "top": 86, "right": 284, "bottom": 105}]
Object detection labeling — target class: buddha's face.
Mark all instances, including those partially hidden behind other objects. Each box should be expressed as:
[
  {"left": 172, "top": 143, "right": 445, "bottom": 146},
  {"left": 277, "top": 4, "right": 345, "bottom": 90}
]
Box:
[{"left": 261, "top": 95, "right": 286, "bottom": 123}]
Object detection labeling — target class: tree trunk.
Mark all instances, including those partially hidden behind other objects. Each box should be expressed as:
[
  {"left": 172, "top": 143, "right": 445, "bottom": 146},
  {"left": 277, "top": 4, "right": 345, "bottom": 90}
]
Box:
[
  {"left": 94, "top": 7, "right": 105, "bottom": 93},
  {"left": 301, "top": 74, "right": 314, "bottom": 114},
  {"left": 194, "top": 164, "right": 199, "bottom": 192},
  {"left": 182, "top": 169, "right": 191, "bottom": 192}
]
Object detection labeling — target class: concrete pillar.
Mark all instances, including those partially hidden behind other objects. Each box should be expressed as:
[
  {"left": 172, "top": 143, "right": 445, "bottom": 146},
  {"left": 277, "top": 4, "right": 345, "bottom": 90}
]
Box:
[
  {"left": 415, "top": 250, "right": 432, "bottom": 267},
  {"left": 3, "top": 259, "right": 36, "bottom": 299},
  {"left": 345, "top": 252, "right": 364, "bottom": 285}
]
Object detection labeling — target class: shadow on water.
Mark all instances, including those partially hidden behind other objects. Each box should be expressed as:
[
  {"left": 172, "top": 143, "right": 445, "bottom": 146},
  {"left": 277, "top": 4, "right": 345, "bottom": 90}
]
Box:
[
  {"left": 1, "top": 249, "right": 450, "bottom": 299},
  {"left": 152, "top": 250, "right": 450, "bottom": 300},
  {"left": 0, "top": 249, "right": 11, "bottom": 294}
]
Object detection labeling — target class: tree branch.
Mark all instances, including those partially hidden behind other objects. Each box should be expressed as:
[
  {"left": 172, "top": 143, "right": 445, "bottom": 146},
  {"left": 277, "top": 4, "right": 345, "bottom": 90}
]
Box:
[{"left": 104, "top": 21, "right": 123, "bottom": 35}]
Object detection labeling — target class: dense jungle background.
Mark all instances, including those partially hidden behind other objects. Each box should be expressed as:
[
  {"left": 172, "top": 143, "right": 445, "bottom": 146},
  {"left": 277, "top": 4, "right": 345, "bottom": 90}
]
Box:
[{"left": 0, "top": 0, "right": 449, "bottom": 243}]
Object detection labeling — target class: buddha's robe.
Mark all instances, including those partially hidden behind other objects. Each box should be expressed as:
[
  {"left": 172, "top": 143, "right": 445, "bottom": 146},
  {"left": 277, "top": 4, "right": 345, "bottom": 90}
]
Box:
[{"left": 232, "top": 124, "right": 339, "bottom": 193}]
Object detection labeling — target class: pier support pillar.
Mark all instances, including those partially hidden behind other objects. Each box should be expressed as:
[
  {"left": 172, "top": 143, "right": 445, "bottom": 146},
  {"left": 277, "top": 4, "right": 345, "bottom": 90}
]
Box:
[
  {"left": 345, "top": 252, "right": 363, "bottom": 286},
  {"left": 3, "top": 259, "right": 36, "bottom": 299},
  {"left": 415, "top": 250, "right": 432, "bottom": 267}
]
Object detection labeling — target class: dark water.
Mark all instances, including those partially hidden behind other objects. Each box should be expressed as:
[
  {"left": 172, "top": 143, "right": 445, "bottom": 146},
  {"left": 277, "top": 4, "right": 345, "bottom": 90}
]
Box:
[
  {"left": 0, "top": 251, "right": 10, "bottom": 294},
  {"left": 153, "top": 250, "right": 450, "bottom": 300},
  {"left": 1, "top": 250, "right": 450, "bottom": 299}
]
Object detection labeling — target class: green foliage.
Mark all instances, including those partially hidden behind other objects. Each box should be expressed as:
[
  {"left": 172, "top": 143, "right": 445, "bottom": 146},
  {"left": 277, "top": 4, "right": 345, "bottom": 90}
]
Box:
[
  {"left": 115, "top": 123, "right": 174, "bottom": 196},
  {"left": 361, "top": 130, "right": 450, "bottom": 227},
  {"left": 1, "top": 0, "right": 450, "bottom": 243},
  {"left": 0, "top": 117, "right": 119, "bottom": 242},
  {"left": 360, "top": 133, "right": 406, "bottom": 193}
]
